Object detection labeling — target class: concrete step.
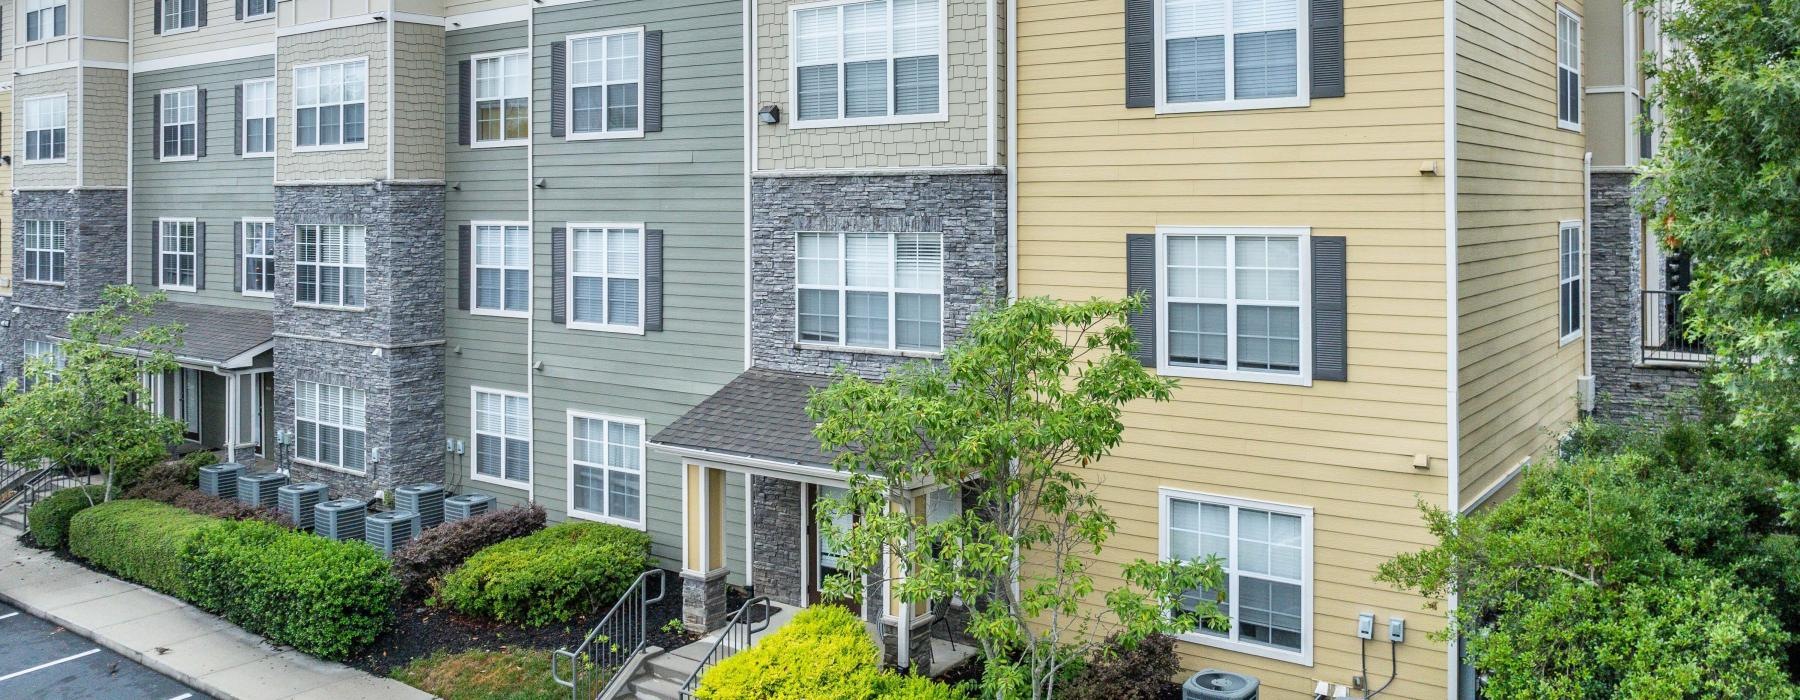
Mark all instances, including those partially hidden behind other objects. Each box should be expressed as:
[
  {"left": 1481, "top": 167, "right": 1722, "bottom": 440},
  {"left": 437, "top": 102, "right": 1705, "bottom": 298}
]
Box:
[
  {"left": 630, "top": 675, "right": 684, "bottom": 700},
  {"left": 645, "top": 651, "right": 700, "bottom": 683}
]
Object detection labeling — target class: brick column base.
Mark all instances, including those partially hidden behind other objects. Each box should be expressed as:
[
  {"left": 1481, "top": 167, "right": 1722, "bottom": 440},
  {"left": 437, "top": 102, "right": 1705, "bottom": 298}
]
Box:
[{"left": 881, "top": 617, "right": 936, "bottom": 673}]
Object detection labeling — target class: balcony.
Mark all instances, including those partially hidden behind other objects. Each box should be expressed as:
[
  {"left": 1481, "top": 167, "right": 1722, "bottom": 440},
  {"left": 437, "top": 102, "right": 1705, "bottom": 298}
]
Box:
[{"left": 1642, "top": 289, "right": 1709, "bottom": 364}]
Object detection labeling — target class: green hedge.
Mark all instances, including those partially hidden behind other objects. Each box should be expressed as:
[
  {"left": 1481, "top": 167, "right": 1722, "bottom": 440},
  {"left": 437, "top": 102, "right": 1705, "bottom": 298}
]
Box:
[
  {"left": 695, "top": 605, "right": 966, "bottom": 700},
  {"left": 27, "top": 485, "right": 113, "bottom": 549},
  {"left": 435, "top": 522, "right": 652, "bottom": 627},
  {"left": 69, "top": 500, "right": 217, "bottom": 597},
  {"left": 179, "top": 518, "right": 400, "bottom": 660}
]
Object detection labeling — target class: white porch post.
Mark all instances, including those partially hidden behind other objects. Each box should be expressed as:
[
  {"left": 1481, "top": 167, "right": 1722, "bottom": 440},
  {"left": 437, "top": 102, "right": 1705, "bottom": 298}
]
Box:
[{"left": 225, "top": 373, "right": 239, "bottom": 463}]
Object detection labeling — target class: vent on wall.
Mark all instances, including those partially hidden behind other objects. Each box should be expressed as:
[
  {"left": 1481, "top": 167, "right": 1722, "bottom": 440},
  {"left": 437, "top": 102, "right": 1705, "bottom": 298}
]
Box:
[
  {"left": 199, "top": 463, "right": 246, "bottom": 500},
  {"left": 236, "top": 472, "right": 288, "bottom": 509},
  {"left": 444, "top": 494, "right": 495, "bottom": 523},
  {"left": 315, "top": 499, "right": 368, "bottom": 542},
  {"left": 395, "top": 483, "right": 446, "bottom": 529},
  {"left": 365, "top": 510, "right": 420, "bottom": 557},
  {"left": 277, "top": 482, "right": 329, "bottom": 532}
]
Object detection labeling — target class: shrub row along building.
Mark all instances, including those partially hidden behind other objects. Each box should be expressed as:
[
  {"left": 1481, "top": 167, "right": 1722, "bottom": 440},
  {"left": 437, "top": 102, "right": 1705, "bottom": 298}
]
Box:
[{"left": 0, "top": 0, "right": 1691, "bottom": 694}]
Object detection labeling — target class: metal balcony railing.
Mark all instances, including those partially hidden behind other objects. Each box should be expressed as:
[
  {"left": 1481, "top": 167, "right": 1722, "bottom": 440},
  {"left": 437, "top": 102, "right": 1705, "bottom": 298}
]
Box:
[{"left": 1642, "top": 289, "right": 1709, "bottom": 364}]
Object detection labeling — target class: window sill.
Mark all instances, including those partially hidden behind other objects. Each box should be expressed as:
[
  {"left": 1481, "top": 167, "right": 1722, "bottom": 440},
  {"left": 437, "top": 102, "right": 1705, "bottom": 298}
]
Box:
[
  {"left": 241, "top": 290, "right": 275, "bottom": 299},
  {"left": 293, "top": 143, "right": 369, "bottom": 153},
  {"left": 471, "top": 139, "right": 529, "bottom": 149},
  {"left": 1157, "top": 362, "right": 1312, "bottom": 387},
  {"left": 470, "top": 472, "right": 529, "bottom": 489},
  {"left": 471, "top": 307, "right": 531, "bottom": 319},
  {"left": 1174, "top": 631, "right": 1311, "bottom": 667},
  {"left": 242, "top": 152, "right": 275, "bottom": 159},
  {"left": 566, "top": 130, "right": 644, "bottom": 141},
  {"left": 567, "top": 321, "right": 645, "bottom": 335},
  {"left": 241, "top": 13, "right": 273, "bottom": 21},
  {"left": 21, "top": 280, "right": 66, "bottom": 287},
  {"left": 158, "top": 154, "right": 198, "bottom": 163},
  {"left": 793, "top": 342, "right": 941, "bottom": 359},
  {"left": 1156, "top": 96, "right": 1309, "bottom": 115},
  {"left": 566, "top": 509, "right": 645, "bottom": 530},
  {"left": 293, "top": 302, "right": 367, "bottom": 312},
  {"left": 1557, "top": 120, "right": 1582, "bottom": 133},
  {"left": 159, "top": 25, "right": 200, "bottom": 36},
  {"left": 1559, "top": 330, "right": 1583, "bottom": 347},
  {"left": 22, "top": 159, "right": 68, "bottom": 166},
  {"left": 788, "top": 112, "right": 947, "bottom": 130},
  {"left": 159, "top": 284, "right": 198, "bottom": 293},
  {"left": 292, "top": 457, "right": 368, "bottom": 476}
]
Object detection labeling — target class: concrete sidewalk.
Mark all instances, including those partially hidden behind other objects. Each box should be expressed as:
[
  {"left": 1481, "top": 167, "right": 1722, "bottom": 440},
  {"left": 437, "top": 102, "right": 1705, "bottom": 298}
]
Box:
[{"left": 0, "top": 534, "right": 435, "bottom": 700}]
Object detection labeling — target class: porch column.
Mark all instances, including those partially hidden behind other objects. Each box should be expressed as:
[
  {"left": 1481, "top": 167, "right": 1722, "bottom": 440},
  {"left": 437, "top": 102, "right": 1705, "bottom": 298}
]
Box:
[
  {"left": 681, "top": 462, "right": 730, "bottom": 633},
  {"left": 225, "top": 373, "right": 240, "bottom": 463},
  {"left": 880, "top": 495, "right": 934, "bottom": 672}
]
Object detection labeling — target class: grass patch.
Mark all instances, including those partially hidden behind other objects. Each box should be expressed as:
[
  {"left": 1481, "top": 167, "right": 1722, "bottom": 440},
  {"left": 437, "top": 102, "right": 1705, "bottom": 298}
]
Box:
[{"left": 393, "top": 648, "right": 604, "bottom": 700}]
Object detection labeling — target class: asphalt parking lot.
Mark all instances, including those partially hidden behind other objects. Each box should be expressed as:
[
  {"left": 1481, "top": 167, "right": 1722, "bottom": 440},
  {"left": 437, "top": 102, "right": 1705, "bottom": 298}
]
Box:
[{"left": 0, "top": 601, "right": 211, "bottom": 699}]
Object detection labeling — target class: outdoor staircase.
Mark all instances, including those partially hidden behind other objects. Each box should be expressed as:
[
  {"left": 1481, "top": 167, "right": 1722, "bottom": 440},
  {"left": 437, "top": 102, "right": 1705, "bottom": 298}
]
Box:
[{"left": 612, "top": 644, "right": 703, "bottom": 700}]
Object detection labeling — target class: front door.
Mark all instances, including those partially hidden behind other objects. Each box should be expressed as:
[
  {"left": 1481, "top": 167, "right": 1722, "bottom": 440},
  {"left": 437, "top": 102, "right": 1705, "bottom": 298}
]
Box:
[{"left": 805, "top": 484, "right": 857, "bottom": 608}]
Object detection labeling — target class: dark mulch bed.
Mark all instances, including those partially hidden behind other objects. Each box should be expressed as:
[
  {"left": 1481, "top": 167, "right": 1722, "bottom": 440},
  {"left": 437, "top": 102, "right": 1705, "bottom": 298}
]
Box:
[{"left": 932, "top": 653, "right": 1182, "bottom": 699}]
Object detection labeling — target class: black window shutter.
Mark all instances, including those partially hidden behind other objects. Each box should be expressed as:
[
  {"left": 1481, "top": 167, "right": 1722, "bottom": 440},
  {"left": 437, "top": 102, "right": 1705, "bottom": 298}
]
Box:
[
  {"left": 457, "top": 225, "right": 472, "bottom": 310},
  {"left": 198, "top": 0, "right": 207, "bottom": 27},
  {"left": 235, "top": 0, "right": 243, "bottom": 20},
  {"left": 232, "top": 85, "right": 243, "bottom": 155},
  {"left": 154, "top": 0, "right": 162, "bottom": 33},
  {"left": 1310, "top": 0, "right": 1345, "bottom": 98},
  {"left": 151, "top": 93, "right": 162, "bottom": 159},
  {"left": 550, "top": 227, "right": 567, "bottom": 324},
  {"left": 1312, "top": 236, "right": 1348, "bottom": 381},
  {"left": 151, "top": 224, "right": 162, "bottom": 285},
  {"left": 1124, "top": 0, "right": 1154, "bottom": 108},
  {"left": 195, "top": 88, "right": 208, "bottom": 158},
  {"left": 457, "top": 59, "right": 471, "bottom": 146},
  {"left": 644, "top": 229, "right": 664, "bottom": 331},
  {"left": 550, "top": 42, "right": 567, "bottom": 137},
  {"left": 194, "top": 222, "right": 207, "bottom": 290},
  {"left": 232, "top": 221, "right": 243, "bottom": 292},
  {"left": 1125, "top": 234, "right": 1157, "bottom": 366},
  {"left": 644, "top": 30, "right": 664, "bottom": 133}
]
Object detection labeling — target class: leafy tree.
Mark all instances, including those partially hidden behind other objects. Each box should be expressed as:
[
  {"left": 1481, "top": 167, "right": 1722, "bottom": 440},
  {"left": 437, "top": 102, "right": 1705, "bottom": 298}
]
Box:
[
  {"left": 806, "top": 296, "right": 1227, "bottom": 700},
  {"left": 0, "top": 286, "right": 185, "bottom": 501},
  {"left": 1637, "top": 0, "right": 1800, "bottom": 444}
]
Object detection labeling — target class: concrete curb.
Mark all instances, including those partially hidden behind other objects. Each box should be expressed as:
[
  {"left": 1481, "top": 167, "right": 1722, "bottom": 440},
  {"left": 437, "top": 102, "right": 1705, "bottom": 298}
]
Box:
[{"left": 0, "top": 585, "right": 244, "bottom": 700}]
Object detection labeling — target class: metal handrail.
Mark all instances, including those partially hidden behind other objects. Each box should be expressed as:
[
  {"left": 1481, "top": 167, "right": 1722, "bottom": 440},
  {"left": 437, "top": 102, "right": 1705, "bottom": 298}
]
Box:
[
  {"left": 1642, "top": 289, "right": 1709, "bottom": 363},
  {"left": 678, "top": 597, "right": 772, "bottom": 700},
  {"left": 551, "top": 568, "right": 667, "bottom": 700}
]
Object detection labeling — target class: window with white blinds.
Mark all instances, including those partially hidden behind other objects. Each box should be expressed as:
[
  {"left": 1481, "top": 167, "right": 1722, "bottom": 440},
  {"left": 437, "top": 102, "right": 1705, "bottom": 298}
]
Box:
[
  {"left": 296, "top": 380, "right": 367, "bottom": 473},
  {"left": 1159, "top": 229, "right": 1310, "bottom": 382},
  {"left": 295, "top": 224, "right": 366, "bottom": 308},
  {"left": 1556, "top": 7, "right": 1581, "bottom": 130},
  {"left": 473, "top": 223, "right": 530, "bottom": 316},
  {"left": 569, "top": 225, "right": 643, "bottom": 332},
  {"left": 797, "top": 232, "right": 943, "bottom": 352},
  {"left": 792, "top": 0, "right": 943, "bottom": 126},
  {"left": 473, "top": 388, "right": 531, "bottom": 484},
  {"left": 22, "top": 220, "right": 66, "bottom": 283},
  {"left": 568, "top": 28, "right": 643, "bottom": 138},
  {"left": 1159, "top": 0, "right": 1305, "bottom": 110},
  {"left": 568, "top": 412, "right": 643, "bottom": 526}
]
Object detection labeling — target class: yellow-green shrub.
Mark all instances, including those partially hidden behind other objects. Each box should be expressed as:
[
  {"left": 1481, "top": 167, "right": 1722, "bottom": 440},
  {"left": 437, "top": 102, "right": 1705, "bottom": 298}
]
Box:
[
  {"left": 69, "top": 500, "right": 217, "bottom": 597},
  {"left": 434, "top": 522, "right": 651, "bottom": 627},
  {"left": 695, "top": 605, "right": 966, "bottom": 700}
]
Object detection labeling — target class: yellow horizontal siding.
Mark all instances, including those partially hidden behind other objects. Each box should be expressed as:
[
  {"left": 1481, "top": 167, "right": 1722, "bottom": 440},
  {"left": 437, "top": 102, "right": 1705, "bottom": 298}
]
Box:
[{"left": 1016, "top": 0, "right": 1452, "bottom": 695}]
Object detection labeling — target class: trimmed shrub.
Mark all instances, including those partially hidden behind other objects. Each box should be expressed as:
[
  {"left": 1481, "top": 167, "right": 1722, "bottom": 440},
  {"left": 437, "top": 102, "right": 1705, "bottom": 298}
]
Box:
[
  {"left": 1063, "top": 633, "right": 1179, "bottom": 700},
  {"left": 123, "top": 458, "right": 202, "bottom": 497},
  {"left": 69, "top": 500, "right": 218, "bottom": 597},
  {"left": 27, "top": 485, "right": 113, "bottom": 549},
  {"left": 180, "top": 518, "right": 400, "bottom": 659},
  {"left": 391, "top": 504, "right": 546, "bottom": 598},
  {"left": 695, "top": 605, "right": 966, "bottom": 700},
  {"left": 124, "top": 483, "right": 282, "bottom": 524},
  {"left": 434, "top": 522, "right": 651, "bottom": 627}
]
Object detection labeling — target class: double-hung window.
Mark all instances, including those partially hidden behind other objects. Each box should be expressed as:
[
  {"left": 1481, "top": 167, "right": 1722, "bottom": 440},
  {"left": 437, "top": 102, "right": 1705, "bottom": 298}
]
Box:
[
  {"left": 792, "top": 0, "right": 943, "bottom": 125},
  {"left": 24, "top": 0, "right": 67, "bottom": 42},
  {"left": 1158, "top": 0, "right": 1306, "bottom": 111},
  {"left": 473, "top": 388, "right": 531, "bottom": 485},
  {"left": 568, "top": 412, "right": 643, "bottom": 526},
  {"left": 23, "top": 96, "right": 67, "bottom": 163},
  {"left": 1560, "top": 221, "right": 1583, "bottom": 342},
  {"left": 242, "top": 78, "right": 276, "bottom": 156},
  {"left": 569, "top": 224, "right": 643, "bottom": 331},
  {"left": 295, "top": 380, "right": 367, "bottom": 473},
  {"left": 1162, "top": 489, "right": 1311, "bottom": 664},
  {"left": 161, "top": 88, "right": 199, "bottom": 159},
  {"left": 159, "top": 219, "right": 199, "bottom": 290},
  {"left": 473, "top": 222, "right": 530, "bottom": 315},
  {"left": 567, "top": 29, "right": 643, "bottom": 138},
  {"left": 162, "top": 0, "right": 198, "bottom": 32},
  {"left": 294, "top": 60, "right": 367, "bottom": 148},
  {"left": 1160, "top": 228, "right": 1308, "bottom": 383},
  {"left": 22, "top": 220, "right": 66, "bottom": 284},
  {"left": 1556, "top": 7, "right": 1580, "bottom": 130},
  {"left": 796, "top": 232, "right": 943, "bottom": 352},
  {"left": 473, "top": 51, "right": 530, "bottom": 145},
  {"left": 243, "top": 0, "right": 274, "bottom": 19},
  {"left": 295, "top": 224, "right": 366, "bottom": 308},
  {"left": 242, "top": 219, "right": 275, "bottom": 296},
  {"left": 21, "top": 339, "right": 64, "bottom": 390}
]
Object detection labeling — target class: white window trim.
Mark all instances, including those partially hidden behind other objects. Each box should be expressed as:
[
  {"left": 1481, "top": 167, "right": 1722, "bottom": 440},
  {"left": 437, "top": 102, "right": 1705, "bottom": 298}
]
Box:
[
  {"left": 293, "top": 379, "right": 370, "bottom": 475},
  {"left": 470, "top": 49, "right": 531, "bottom": 148},
  {"left": 22, "top": 94, "right": 69, "bottom": 165},
  {"left": 787, "top": 0, "right": 951, "bottom": 129},
  {"left": 241, "top": 217, "right": 276, "bottom": 298},
  {"left": 469, "top": 220, "right": 533, "bottom": 318},
  {"left": 161, "top": 0, "right": 200, "bottom": 33},
  {"left": 21, "top": 0, "right": 68, "bottom": 45},
  {"left": 1559, "top": 219, "right": 1584, "bottom": 346},
  {"left": 566, "top": 222, "right": 647, "bottom": 335},
  {"left": 1154, "top": 226, "right": 1312, "bottom": 386},
  {"left": 242, "top": 0, "right": 275, "bottom": 20},
  {"left": 1556, "top": 5, "right": 1582, "bottom": 132},
  {"left": 159, "top": 87, "right": 200, "bottom": 162},
  {"left": 293, "top": 223, "right": 368, "bottom": 310},
  {"left": 469, "top": 386, "right": 533, "bottom": 489},
  {"left": 291, "top": 57, "right": 370, "bottom": 152},
  {"left": 21, "top": 219, "right": 67, "bottom": 285},
  {"left": 565, "top": 27, "right": 648, "bottom": 141},
  {"left": 241, "top": 78, "right": 277, "bottom": 158},
  {"left": 1153, "top": 0, "right": 1311, "bottom": 114},
  {"left": 565, "top": 410, "right": 649, "bottom": 529},
  {"left": 1158, "top": 487, "right": 1314, "bottom": 667},
  {"left": 157, "top": 217, "right": 200, "bottom": 292},
  {"left": 793, "top": 231, "right": 946, "bottom": 353}
]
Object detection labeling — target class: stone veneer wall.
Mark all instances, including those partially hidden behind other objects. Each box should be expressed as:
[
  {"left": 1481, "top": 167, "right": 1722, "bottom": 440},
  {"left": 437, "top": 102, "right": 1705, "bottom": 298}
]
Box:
[
  {"left": 1, "top": 189, "right": 128, "bottom": 389},
  {"left": 1588, "top": 171, "right": 1703, "bottom": 423},
  {"left": 750, "top": 476, "right": 805, "bottom": 605},
  {"left": 273, "top": 183, "right": 446, "bottom": 496},
  {"left": 750, "top": 173, "right": 1006, "bottom": 378}
]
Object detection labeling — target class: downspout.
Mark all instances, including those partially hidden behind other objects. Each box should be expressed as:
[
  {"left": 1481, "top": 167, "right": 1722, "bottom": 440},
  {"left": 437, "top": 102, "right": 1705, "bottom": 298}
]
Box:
[
  {"left": 1582, "top": 152, "right": 1593, "bottom": 381},
  {"left": 126, "top": 0, "right": 135, "bottom": 285},
  {"left": 744, "top": 0, "right": 755, "bottom": 371},
  {"left": 1004, "top": 0, "right": 1016, "bottom": 299},
  {"left": 523, "top": 0, "right": 536, "bottom": 503},
  {"left": 1440, "top": 0, "right": 1460, "bottom": 695}
]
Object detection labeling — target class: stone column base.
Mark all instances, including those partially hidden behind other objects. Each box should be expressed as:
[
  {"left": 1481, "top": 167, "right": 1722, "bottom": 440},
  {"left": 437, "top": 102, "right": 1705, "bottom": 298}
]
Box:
[
  {"left": 682, "top": 568, "right": 730, "bottom": 633},
  {"left": 880, "top": 617, "right": 936, "bottom": 673}
]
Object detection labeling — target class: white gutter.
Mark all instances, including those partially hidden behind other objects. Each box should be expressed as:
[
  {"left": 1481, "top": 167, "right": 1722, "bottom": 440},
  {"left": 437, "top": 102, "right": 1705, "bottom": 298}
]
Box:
[
  {"left": 1004, "top": 0, "right": 1017, "bottom": 299},
  {"left": 1441, "top": 0, "right": 1461, "bottom": 694}
]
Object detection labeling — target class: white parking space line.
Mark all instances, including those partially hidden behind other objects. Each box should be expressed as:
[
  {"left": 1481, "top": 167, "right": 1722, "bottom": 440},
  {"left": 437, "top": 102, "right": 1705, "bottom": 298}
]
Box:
[
  {"left": 0, "top": 613, "right": 18, "bottom": 621},
  {"left": 0, "top": 648, "right": 101, "bottom": 683},
  {"left": 167, "top": 694, "right": 194, "bottom": 700}
]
